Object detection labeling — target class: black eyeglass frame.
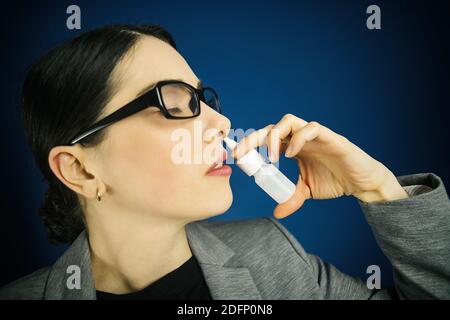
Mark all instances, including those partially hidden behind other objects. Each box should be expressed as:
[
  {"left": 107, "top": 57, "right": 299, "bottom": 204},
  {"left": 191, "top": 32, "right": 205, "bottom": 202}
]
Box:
[{"left": 68, "top": 80, "right": 221, "bottom": 145}]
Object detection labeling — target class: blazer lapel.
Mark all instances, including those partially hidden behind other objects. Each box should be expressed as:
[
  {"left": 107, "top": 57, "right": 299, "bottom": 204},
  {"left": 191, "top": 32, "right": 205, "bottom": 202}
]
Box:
[
  {"left": 185, "top": 222, "right": 262, "bottom": 300},
  {"left": 44, "top": 231, "right": 96, "bottom": 300},
  {"left": 43, "top": 221, "right": 262, "bottom": 300}
]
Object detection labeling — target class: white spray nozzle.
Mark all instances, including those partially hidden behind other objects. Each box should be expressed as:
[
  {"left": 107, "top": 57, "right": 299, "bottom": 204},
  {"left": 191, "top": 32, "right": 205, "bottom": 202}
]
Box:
[
  {"left": 224, "top": 137, "right": 237, "bottom": 150},
  {"left": 224, "top": 137, "right": 296, "bottom": 203},
  {"left": 224, "top": 137, "right": 266, "bottom": 176}
]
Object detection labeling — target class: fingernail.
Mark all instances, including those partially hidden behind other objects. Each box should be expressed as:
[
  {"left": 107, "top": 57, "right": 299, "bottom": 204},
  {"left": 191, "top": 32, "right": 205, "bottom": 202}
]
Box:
[{"left": 285, "top": 146, "right": 294, "bottom": 158}]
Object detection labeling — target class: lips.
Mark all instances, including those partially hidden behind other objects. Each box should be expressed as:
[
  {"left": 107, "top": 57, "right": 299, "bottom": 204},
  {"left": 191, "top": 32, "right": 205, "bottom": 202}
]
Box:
[{"left": 205, "top": 150, "right": 228, "bottom": 174}]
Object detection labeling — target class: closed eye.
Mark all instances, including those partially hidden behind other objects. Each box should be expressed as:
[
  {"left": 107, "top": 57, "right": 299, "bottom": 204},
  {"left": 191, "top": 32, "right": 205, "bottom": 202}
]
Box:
[{"left": 166, "top": 107, "right": 183, "bottom": 114}]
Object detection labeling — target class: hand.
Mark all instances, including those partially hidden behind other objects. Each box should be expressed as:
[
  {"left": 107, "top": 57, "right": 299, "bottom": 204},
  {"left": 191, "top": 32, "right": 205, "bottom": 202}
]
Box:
[{"left": 232, "top": 114, "right": 409, "bottom": 219}]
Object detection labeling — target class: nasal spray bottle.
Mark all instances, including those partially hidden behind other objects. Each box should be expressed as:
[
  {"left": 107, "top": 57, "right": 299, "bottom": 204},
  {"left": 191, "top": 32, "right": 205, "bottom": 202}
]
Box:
[{"left": 224, "top": 137, "right": 297, "bottom": 204}]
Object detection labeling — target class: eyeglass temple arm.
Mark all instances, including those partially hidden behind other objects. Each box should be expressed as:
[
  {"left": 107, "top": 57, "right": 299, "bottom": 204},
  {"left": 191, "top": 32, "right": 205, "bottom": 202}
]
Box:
[{"left": 69, "top": 92, "right": 159, "bottom": 145}]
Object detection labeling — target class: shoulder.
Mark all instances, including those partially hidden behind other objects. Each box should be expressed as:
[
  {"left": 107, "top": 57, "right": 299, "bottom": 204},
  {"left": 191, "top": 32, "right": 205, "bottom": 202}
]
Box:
[{"left": 0, "top": 267, "right": 50, "bottom": 300}]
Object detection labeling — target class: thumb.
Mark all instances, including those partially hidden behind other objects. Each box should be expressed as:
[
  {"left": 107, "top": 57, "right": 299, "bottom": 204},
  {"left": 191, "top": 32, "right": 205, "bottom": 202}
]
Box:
[{"left": 273, "top": 177, "right": 311, "bottom": 219}]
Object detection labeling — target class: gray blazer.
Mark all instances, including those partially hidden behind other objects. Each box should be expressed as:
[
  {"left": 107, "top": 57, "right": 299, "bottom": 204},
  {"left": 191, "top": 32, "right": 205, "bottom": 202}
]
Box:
[{"left": 1, "top": 172, "right": 449, "bottom": 299}]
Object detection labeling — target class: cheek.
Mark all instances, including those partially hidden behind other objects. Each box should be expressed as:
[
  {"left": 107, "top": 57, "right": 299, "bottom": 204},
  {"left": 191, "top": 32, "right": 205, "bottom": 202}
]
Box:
[
  {"left": 101, "top": 118, "right": 232, "bottom": 217},
  {"left": 104, "top": 124, "right": 199, "bottom": 207},
  {"left": 113, "top": 136, "right": 178, "bottom": 194}
]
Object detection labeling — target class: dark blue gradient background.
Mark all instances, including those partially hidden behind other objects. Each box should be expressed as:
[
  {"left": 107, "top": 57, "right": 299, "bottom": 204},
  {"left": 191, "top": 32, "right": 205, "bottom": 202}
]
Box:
[{"left": 1, "top": 0, "right": 449, "bottom": 288}]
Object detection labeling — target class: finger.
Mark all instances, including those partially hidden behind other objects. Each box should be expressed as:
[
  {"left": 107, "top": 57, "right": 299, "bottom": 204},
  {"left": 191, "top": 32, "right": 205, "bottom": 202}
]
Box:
[
  {"left": 233, "top": 124, "right": 274, "bottom": 159},
  {"left": 266, "top": 114, "right": 308, "bottom": 163},
  {"left": 273, "top": 177, "right": 311, "bottom": 219},
  {"left": 284, "top": 121, "right": 321, "bottom": 158},
  {"left": 266, "top": 128, "right": 283, "bottom": 163}
]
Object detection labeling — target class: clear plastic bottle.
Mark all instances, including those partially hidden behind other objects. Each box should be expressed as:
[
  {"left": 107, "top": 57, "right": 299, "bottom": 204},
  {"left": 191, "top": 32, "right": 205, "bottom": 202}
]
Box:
[{"left": 224, "top": 137, "right": 297, "bottom": 203}]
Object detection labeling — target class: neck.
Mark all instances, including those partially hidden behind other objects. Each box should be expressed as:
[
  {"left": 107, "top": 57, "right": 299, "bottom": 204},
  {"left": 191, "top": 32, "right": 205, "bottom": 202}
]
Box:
[{"left": 87, "top": 211, "right": 193, "bottom": 294}]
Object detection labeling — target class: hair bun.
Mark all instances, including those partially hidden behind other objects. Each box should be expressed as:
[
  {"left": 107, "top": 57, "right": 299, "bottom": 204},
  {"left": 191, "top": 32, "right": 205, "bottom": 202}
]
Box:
[{"left": 38, "top": 181, "right": 85, "bottom": 244}]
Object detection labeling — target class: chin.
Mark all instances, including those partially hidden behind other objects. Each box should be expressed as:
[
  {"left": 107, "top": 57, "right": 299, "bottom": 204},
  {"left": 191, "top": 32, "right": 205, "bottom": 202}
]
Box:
[{"left": 195, "top": 186, "right": 233, "bottom": 220}]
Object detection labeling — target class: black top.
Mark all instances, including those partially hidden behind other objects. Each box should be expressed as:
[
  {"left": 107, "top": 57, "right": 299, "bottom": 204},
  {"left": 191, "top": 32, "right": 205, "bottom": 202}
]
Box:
[{"left": 96, "top": 255, "right": 212, "bottom": 300}]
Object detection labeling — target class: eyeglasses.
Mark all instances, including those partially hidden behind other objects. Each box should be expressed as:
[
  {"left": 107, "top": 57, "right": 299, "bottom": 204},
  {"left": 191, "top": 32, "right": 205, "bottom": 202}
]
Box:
[{"left": 68, "top": 80, "right": 221, "bottom": 145}]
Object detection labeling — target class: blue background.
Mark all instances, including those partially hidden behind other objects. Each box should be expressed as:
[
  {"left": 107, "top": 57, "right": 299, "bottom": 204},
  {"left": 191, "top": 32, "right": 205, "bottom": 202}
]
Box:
[{"left": 1, "top": 0, "right": 449, "bottom": 288}]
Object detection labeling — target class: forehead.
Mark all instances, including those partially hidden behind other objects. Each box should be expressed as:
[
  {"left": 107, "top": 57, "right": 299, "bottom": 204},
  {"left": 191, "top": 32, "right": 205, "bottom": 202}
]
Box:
[{"left": 106, "top": 36, "right": 199, "bottom": 112}]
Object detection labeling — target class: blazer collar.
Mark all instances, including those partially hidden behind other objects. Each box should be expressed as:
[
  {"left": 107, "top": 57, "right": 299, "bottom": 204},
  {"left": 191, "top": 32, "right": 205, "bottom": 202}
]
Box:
[
  {"left": 44, "top": 230, "right": 96, "bottom": 299},
  {"left": 185, "top": 222, "right": 262, "bottom": 299},
  {"left": 43, "top": 221, "right": 261, "bottom": 300}
]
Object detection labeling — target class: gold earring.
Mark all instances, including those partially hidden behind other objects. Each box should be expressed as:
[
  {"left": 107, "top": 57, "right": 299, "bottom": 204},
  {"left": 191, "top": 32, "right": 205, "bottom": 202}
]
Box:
[{"left": 97, "top": 190, "right": 102, "bottom": 202}]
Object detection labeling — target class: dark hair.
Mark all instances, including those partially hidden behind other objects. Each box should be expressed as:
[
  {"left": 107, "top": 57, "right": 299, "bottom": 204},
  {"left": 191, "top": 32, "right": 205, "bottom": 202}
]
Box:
[{"left": 21, "top": 24, "right": 177, "bottom": 245}]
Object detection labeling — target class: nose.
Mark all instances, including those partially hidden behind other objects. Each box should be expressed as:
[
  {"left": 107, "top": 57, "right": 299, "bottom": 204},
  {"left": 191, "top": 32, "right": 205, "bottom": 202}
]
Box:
[{"left": 202, "top": 102, "right": 231, "bottom": 143}]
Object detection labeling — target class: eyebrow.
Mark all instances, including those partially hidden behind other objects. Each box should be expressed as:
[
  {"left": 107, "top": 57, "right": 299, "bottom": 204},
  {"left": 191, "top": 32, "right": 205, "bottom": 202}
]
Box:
[{"left": 135, "top": 79, "right": 203, "bottom": 98}]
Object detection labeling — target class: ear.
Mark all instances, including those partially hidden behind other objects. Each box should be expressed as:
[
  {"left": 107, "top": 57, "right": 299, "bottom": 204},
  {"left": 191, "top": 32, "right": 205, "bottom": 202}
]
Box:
[{"left": 48, "top": 145, "right": 103, "bottom": 200}]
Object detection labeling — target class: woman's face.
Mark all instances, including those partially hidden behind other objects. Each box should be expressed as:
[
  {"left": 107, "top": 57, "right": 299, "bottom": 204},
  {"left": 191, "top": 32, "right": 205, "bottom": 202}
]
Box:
[{"left": 89, "top": 36, "right": 232, "bottom": 222}]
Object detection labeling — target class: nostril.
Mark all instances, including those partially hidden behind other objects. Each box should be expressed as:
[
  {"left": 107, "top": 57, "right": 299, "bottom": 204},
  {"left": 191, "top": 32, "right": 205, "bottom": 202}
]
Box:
[{"left": 219, "top": 130, "right": 224, "bottom": 138}]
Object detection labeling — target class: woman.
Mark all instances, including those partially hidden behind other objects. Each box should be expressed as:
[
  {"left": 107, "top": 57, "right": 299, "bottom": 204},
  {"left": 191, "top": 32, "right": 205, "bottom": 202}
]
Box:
[{"left": 1, "top": 24, "right": 449, "bottom": 300}]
